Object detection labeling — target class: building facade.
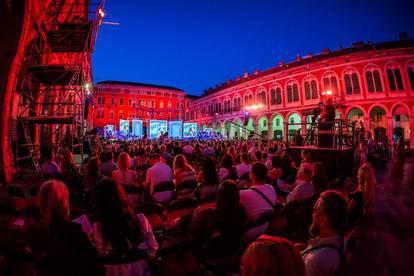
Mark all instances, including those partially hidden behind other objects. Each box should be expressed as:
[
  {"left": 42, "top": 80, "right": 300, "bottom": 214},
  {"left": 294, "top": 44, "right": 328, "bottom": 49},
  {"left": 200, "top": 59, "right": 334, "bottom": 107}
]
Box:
[
  {"left": 187, "top": 40, "right": 414, "bottom": 148},
  {"left": 92, "top": 81, "right": 187, "bottom": 129}
]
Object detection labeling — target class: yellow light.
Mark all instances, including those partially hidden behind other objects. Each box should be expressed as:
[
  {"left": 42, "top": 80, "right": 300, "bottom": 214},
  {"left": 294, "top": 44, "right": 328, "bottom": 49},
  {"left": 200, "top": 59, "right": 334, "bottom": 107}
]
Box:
[
  {"left": 326, "top": 90, "right": 332, "bottom": 95},
  {"left": 84, "top": 83, "right": 90, "bottom": 89}
]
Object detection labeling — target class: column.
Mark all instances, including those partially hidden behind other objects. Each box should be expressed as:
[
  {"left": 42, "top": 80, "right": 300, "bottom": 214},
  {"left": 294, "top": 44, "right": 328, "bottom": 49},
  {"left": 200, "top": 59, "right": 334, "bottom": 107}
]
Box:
[
  {"left": 386, "top": 116, "right": 393, "bottom": 140},
  {"left": 301, "top": 116, "right": 307, "bottom": 136},
  {"left": 253, "top": 121, "right": 257, "bottom": 139},
  {"left": 267, "top": 119, "right": 273, "bottom": 141}
]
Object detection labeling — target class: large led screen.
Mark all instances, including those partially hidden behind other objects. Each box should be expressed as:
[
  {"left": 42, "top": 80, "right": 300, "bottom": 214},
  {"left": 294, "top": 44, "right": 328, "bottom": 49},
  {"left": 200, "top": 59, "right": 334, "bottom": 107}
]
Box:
[
  {"left": 183, "top": 123, "right": 198, "bottom": 139},
  {"left": 119, "top": 120, "right": 130, "bottom": 135},
  {"left": 168, "top": 121, "right": 183, "bottom": 139},
  {"left": 149, "top": 120, "right": 168, "bottom": 139},
  {"left": 132, "top": 120, "right": 143, "bottom": 138}
]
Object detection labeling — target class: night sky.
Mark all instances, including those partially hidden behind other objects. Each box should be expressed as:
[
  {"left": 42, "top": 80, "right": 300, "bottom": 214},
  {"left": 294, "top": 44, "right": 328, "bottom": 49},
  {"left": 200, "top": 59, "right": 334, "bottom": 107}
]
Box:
[{"left": 92, "top": 0, "right": 414, "bottom": 96}]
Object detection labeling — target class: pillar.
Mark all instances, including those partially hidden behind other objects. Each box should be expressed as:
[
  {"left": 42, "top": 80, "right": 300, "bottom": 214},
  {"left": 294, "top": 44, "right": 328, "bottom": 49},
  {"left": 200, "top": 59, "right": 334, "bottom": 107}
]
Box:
[
  {"left": 267, "top": 119, "right": 273, "bottom": 141},
  {"left": 386, "top": 116, "right": 393, "bottom": 141}
]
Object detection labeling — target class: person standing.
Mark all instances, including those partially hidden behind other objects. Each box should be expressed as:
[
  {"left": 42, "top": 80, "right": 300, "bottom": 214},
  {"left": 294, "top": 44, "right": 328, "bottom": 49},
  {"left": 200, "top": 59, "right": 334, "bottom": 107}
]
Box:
[{"left": 391, "top": 137, "right": 405, "bottom": 189}]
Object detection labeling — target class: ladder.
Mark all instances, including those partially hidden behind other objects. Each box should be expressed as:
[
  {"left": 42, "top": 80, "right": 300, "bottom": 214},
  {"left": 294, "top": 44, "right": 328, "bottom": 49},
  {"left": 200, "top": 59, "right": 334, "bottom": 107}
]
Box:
[{"left": 21, "top": 119, "right": 41, "bottom": 172}]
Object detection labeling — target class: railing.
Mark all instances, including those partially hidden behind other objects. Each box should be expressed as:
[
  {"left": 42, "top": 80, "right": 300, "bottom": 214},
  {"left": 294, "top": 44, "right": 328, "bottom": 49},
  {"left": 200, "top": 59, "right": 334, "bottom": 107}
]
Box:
[{"left": 285, "top": 119, "right": 356, "bottom": 150}]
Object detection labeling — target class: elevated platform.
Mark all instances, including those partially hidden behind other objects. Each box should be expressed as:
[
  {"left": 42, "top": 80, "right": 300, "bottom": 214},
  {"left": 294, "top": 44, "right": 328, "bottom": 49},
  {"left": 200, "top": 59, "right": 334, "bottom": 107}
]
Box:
[
  {"left": 46, "top": 23, "right": 92, "bottom": 52},
  {"left": 21, "top": 115, "right": 74, "bottom": 124},
  {"left": 28, "top": 64, "right": 82, "bottom": 86}
]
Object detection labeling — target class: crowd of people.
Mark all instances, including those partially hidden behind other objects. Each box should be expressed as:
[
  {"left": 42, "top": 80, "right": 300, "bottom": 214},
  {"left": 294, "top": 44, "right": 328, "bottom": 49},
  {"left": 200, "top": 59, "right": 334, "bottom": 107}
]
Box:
[{"left": 4, "top": 132, "right": 408, "bottom": 276}]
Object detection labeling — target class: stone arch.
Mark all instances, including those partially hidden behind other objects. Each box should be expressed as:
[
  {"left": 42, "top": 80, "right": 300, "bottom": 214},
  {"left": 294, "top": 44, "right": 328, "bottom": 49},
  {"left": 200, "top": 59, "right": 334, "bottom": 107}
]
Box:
[
  {"left": 391, "top": 103, "right": 410, "bottom": 143},
  {"left": 257, "top": 115, "right": 269, "bottom": 138},
  {"left": 271, "top": 113, "right": 284, "bottom": 139},
  {"left": 231, "top": 118, "right": 243, "bottom": 139},
  {"left": 369, "top": 105, "right": 388, "bottom": 141},
  {"left": 287, "top": 112, "right": 302, "bottom": 140}
]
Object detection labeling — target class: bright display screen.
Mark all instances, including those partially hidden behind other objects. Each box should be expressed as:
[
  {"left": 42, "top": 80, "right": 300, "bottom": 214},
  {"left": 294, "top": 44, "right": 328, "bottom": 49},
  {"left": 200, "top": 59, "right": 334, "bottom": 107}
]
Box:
[
  {"left": 149, "top": 120, "right": 168, "bottom": 139},
  {"left": 168, "top": 121, "right": 183, "bottom": 139},
  {"left": 132, "top": 120, "right": 143, "bottom": 137},
  {"left": 119, "top": 120, "right": 130, "bottom": 135},
  {"left": 183, "top": 123, "right": 198, "bottom": 139},
  {"left": 104, "top": 125, "right": 115, "bottom": 138}
]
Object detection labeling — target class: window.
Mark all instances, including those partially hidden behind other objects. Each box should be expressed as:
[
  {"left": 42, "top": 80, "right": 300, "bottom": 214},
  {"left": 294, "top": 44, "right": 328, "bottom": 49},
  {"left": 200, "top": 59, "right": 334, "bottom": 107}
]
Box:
[
  {"left": 386, "top": 64, "right": 404, "bottom": 91},
  {"left": 408, "top": 65, "right": 414, "bottom": 90},
  {"left": 233, "top": 97, "right": 241, "bottom": 112},
  {"left": 120, "top": 98, "right": 124, "bottom": 106},
  {"left": 119, "top": 111, "right": 123, "bottom": 119},
  {"left": 276, "top": 118, "right": 280, "bottom": 127},
  {"left": 151, "top": 100, "right": 155, "bottom": 108},
  {"left": 110, "top": 111, "right": 114, "bottom": 120},
  {"left": 97, "top": 97, "right": 101, "bottom": 105},
  {"left": 270, "top": 86, "right": 282, "bottom": 105},
  {"left": 224, "top": 99, "right": 231, "bottom": 114},
  {"left": 322, "top": 73, "right": 339, "bottom": 94},
  {"left": 343, "top": 70, "right": 361, "bottom": 95},
  {"left": 257, "top": 89, "right": 266, "bottom": 105},
  {"left": 128, "top": 99, "right": 132, "bottom": 106},
  {"left": 304, "top": 79, "right": 319, "bottom": 100},
  {"left": 168, "top": 101, "right": 172, "bottom": 108},
  {"left": 111, "top": 97, "right": 115, "bottom": 106},
  {"left": 244, "top": 93, "right": 253, "bottom": 106},
  {"left": 286, "top": 81, "right": 299, "bottom": 103},
  {"left": 160, "top": 101, "right": 163, "bottom": 108},
  {"left": 365, "top": 66, "right": 383, "bottom": 93}
]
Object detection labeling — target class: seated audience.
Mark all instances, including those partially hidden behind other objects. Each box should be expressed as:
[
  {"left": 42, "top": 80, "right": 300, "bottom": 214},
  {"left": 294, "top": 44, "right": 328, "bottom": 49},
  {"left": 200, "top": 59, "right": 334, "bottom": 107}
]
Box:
[
  {"left": 197, "top": 156, "right": 219, "bottom": 198},
  {"left": 301, "top": 190, "right": 347, "bottom": 276},
  {"left": 41, "top": 147, "right": 61, "bottom": 179},
  {"left": 81, "top": 156, "right": 106, "bottom": 190},
  {"left": 173, "top": 154, "right": 196, "bottom": 186},
  {"left": 30, "top": 179, "right": 103, "bottom": 276},
  {"left": 237, "top": 152, "right": 252, "bottom": 179},
  {"left": 92, "top": 178, "right": 158, "bottom": 276},
  {"left": 267, "top": 155, "right": 283, "bottom": 181},
  {"left": 145, "top": 153, "right": 174, "bottom": 202},
  {"left": 60, "top": 149, "right": 80, "bottom": 190},
  {"left": 188, "top": 180, "right": 246, "bottom": 258},
  {"left": 311, "top": 162, "right": 328, "bottom": 193},
  {"left": 218, "top": 154, "right": 238, "bottom": 182},
  {"left": 241, "top": 235, "right": 305, "bottom": 276},
  {"left": 240, "top": 162, "right": 277, "bottom": 241},
  {"left": 101, "top": 150, "right": 118, "bottom": 177},
  {"left": 286, "top": 164, "right": 314, "bottom": 203},
  {"left": 112, "top": 152, "right": 137, "bottom": 186}
]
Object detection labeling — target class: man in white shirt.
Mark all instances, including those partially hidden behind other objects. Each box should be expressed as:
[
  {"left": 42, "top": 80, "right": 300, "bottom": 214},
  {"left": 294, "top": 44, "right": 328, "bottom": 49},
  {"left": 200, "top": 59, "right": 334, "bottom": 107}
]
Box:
[
  {"left": 240, "top": 162, "right": 277, "bottom": 241},
  {"left": 286, "top": 164, "right": 314, "bottom": 203},
  {"left": 301, "top": 191, "right": 347, "bottom": 276},
  {"left": 236, "top": 152, "right": 251, "bottom": 178},
  {"left": 145, "top": 154, "right": 174, "bottom": 203}
]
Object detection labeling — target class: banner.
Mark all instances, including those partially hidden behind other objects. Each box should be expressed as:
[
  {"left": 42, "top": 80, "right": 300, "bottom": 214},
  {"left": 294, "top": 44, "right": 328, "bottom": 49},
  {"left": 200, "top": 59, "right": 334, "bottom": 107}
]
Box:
[
  {"left": 132, "top": 120, "right": 143, "bottom": 138},
  {"left": 183, "top": 123, "right": 198, "bottom": 139},
  {"left": 119, "top": 120, "right": 130, "bottom": 135},
  {"left": 168, "top": 121, "right": 183, "bottom": 139},
  {"left": 149, "top": 120, "right": 168, "bottom": 139}
]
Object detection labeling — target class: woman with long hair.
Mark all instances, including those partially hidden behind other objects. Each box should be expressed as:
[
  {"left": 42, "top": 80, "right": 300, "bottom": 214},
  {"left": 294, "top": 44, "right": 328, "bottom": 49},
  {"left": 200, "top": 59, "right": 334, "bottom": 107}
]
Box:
[
  {"left": 92, "top": 178, "right": 158, "bottom": 276},
  {"left": 348, "top": 163, "right": 377, "bottom": 229},
  {"left": 112, "top": 152, "right": 137, "bottom": 186},
  {"left": 173, "top": 154, "right": 196, "bottom": 186},
  {"left": 218, "top": 154, "right": 238, "bottom": 182},
  {"left": 241, "top": 235, "right": 305, "bottom": 276},
  {"left": 189, "top": 180, "right": 246, "bottom": 258},
  {"left": 31, "top": 179, "right": 103, "bottom": 276}
]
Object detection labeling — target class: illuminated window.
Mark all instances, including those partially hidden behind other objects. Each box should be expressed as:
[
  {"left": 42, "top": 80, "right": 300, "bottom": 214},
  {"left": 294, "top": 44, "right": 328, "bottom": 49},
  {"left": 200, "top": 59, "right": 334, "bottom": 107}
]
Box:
[
  {"left": 119, "top": 111, "right": 123, "bottom": 119},
  {"left": 322, "top": 73, "right": 338, "bottom": 94},
  {"left": 168, "top": 101, "right": 172, "bottom": 108},
  {"left": 270, "top": 86, "right": 282, "bottom": 105},
  {"left": 365, "top": 66, "right": 383, "bottom": 93},
  {"left": 111, "top": 97, "right": 115, "bottom": 106},
  {"left": 304, "top": 79, "right": 318, "bottom": 100},
  {"left": 110, "top": 111, "right": 114, "bottom": 120},
  {"left": 256, "top": 89, "right": 266, "bottom": 105},
  {"left": 160, "top": 100, "right": 164, "bottom": 108},
  {"left": 286, "top": 81, "right": 299, "bottom": 103}
]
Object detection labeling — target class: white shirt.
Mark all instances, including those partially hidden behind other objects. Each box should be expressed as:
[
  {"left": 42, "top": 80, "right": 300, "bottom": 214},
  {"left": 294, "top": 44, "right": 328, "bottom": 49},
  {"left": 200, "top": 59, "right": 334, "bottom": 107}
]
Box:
[
  {"left": 302, "top": 235, "right": 345, "bottom": 276},
  {"left": 236, "top": 163, "right": 251, "bottom": 178},
  {"left": 146, "top": 162, "right": 173, "bottom": 202},
  {"left": 240, "top": 184, "right": 277, "bottom": 241},
  {"left": 112, "top": 169, "right": 136, "bottom": 185},
  {"left": 286, "top": 180, "right": 315, "bottom": 203}
]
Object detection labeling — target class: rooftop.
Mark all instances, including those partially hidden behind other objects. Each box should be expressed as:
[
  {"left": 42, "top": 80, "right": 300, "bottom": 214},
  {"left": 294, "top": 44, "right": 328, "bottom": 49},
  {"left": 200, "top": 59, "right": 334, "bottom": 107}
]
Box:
[
  {"left": 202, "top": 39, "right": 414, "bottom": 96},
  {"left": 96, "top": 80, "right": 185, "bottom": 92}
]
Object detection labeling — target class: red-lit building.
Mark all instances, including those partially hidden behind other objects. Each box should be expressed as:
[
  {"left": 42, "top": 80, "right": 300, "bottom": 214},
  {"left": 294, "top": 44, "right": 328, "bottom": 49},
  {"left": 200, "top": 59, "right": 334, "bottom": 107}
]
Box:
[
  {"left": 91, "top": 81, "right": 187, "bottom": 130},
  {"left": 187, "top": 39, "right": 414, "bottom": 149}
]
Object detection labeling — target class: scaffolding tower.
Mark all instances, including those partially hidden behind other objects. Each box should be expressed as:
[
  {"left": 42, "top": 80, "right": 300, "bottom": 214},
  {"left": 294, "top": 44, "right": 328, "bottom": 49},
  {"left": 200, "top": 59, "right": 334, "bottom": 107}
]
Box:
[{"left": 15, "top": 1, "right": 105, "bottom": 171}]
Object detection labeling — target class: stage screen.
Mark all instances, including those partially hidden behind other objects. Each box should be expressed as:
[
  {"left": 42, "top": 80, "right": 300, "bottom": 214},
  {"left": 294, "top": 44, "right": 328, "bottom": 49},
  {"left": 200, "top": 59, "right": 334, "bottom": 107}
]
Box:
[
  {"left": 149, "top": 120, "right": 168, "bottom": 139},
  {"left": 104, "top": 125, "right": 115, "bottom": 138},
  {"left": 119, "top": 120, "right": 130, "bottom": 135},
  {"left": 168, "top": 121, "right": 183, "bottom": 139},
  {"left": 132, "top": 120, "right": 143, "bottom": 138},
  {"left": 183, "top": 123, "right": 198, "bottom": 139}
]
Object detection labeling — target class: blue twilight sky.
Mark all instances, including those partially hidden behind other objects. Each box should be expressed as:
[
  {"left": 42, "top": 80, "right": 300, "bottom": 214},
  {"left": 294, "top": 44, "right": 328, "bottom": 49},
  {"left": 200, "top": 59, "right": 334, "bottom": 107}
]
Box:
[{"left": 92, "top": 0, "right": 414, "bottom": 96}]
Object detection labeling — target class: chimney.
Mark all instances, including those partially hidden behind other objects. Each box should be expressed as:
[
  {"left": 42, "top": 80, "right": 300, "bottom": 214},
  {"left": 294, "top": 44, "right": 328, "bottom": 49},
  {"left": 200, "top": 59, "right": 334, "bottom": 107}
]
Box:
[
  {"left": 400, "top": 32, "right": 409, "bottom": 41},
  {"left": 322, "top": 48, "right": 331, "bottom": 54}
]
